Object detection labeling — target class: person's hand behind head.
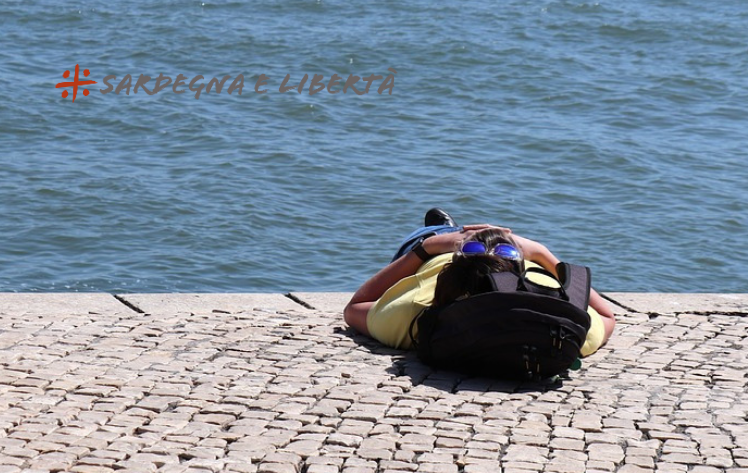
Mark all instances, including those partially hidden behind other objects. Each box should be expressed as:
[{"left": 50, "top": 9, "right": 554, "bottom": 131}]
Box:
[
  {"left": 461, "top": 224, "right": 511, "bottom": 234},
  {"left": 421, "top": 224, "right": 513, "bottom": 256}
]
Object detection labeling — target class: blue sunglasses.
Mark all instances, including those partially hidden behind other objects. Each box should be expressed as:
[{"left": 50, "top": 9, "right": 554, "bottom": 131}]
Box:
[{"left": 460, "top": 241, "right": 522, "bottom": 261}]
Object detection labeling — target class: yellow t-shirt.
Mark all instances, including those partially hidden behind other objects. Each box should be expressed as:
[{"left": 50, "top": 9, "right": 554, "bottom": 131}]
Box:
[{"left": 366, "top": 253, "right": 606, "bottom": 357}]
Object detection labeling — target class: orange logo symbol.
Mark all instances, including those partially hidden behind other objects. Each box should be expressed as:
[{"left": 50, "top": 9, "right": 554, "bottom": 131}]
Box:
[{"left": 56, "top": 64, "right": 97, "bottom": 102}]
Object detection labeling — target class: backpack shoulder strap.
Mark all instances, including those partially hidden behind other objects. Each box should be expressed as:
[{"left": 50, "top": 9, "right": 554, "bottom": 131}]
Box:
[
  {"left": 555, "top": 262, "right": 591, "bottom": 310},
  {"left": 489, "top": 268, "right": 564, "bottom": 298},
  {"left": 519, "top": 267, "right": 567, "bottom": 298},
  {"left": 488, "top": 263, "right": 592, "bottom": 310},
  {"left": 488, "top": 271, "right": 520, "bottom": 292}
]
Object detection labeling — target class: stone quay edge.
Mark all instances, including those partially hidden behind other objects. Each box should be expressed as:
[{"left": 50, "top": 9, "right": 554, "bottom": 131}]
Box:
[{"left": 0, "top": 292, "right": 746, "bottom": 473}]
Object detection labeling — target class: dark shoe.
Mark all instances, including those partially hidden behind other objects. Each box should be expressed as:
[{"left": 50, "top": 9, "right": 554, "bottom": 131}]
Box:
[{"left": 424, "top": 208, "right": 457, "bottom": 227}]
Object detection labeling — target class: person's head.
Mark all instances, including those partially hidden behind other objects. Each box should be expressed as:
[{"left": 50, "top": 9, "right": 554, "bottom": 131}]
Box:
[{"left": 431, "top": 228, "right": 523, "bottom": 307}]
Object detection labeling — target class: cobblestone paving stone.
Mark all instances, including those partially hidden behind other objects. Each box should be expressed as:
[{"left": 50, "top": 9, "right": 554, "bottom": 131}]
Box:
[{"left": 0, "top": 293, "right": 746, "bottom": 473}]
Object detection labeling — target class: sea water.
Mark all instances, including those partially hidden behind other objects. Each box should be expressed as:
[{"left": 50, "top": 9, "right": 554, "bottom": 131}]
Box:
[{"left": 1, "top": 0, "right": 746, "bottom": 293}]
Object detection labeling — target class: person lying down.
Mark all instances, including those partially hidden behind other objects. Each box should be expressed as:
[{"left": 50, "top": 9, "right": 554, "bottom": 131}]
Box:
[{"left": 344, "top": 209, "right": 615, "bottom": 363}]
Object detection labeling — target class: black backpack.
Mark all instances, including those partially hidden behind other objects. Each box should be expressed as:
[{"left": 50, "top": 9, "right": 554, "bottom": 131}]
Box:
[{"left": 409, "top": 263, "right": 592, "bottom": 380}]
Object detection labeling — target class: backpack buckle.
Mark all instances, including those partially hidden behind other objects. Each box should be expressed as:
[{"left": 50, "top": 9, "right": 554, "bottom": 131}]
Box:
[
  {"left": 523, "top": 345, "right": 541, "bottom": 380},
  {"left": 549, "top": 327, "right": 564, "bottom": 357},
  {"left": 550, "top": 326, "right": 570, "bottom": 357}
]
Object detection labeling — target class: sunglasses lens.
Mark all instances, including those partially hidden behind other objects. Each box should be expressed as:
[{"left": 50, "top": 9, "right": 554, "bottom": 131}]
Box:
[
  {"left": 461, "top": 241, "right": 487, "bottom": 254},
  {"left": 494, "top": 244, "right": 521, "bottom": 261}
]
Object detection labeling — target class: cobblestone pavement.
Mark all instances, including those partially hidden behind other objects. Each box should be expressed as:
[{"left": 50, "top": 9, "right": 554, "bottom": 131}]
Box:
[{"left": 0, "top": 293, "right": 747, "bottom": 473}]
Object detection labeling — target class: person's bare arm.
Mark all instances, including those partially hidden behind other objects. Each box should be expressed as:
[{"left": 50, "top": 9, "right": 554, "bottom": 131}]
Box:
[
  {"left": 343, "top": 251, "right": 424, "bottom": 336},
  {"left": 588, "top": 289, "right": 616, "bottom": 344}
]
